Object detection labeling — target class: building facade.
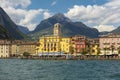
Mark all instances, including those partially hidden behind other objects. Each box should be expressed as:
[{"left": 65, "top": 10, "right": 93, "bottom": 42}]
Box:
[
  {"left": 38, "top": 36, "right": 61, "bottom": 53},
  {"left": 60, "top": 37, "right": 71, "bottom": 53},
  {"left": 71, "top": 35, "right": 86, "bottom": 54},
  {"left": 11, "top": 40, "right": 38, "bottom": 56},
  {"left": 87, "top": 38, "right": 99, "bottom": 55},
  {"left": 0, "top": 40, "right": 11, "bottom": 58},
  {"left": 99, "top": 34, "right": 120, "bottom": 55},
  {"left": 38, "top": 36, "right": 72, "bottom": 54},
  {"left": 37, "top": 23, "right": 72, "bottom": 54},
  {"left": 18, "top": 41, "right": 37, "bottom": 55}
]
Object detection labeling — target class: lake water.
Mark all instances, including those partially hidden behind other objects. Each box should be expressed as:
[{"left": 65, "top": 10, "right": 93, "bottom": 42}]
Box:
[{"left": 0, "top": 59, "right": 120, "bottom": 80}]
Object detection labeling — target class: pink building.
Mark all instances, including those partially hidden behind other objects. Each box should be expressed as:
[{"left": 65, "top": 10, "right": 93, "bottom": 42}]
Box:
[
  {"left": 99, "top": 34, "right": 120, "bottom": 55},
  {"left": 71, "top": 35, "right": 86, "bottom": 54}
]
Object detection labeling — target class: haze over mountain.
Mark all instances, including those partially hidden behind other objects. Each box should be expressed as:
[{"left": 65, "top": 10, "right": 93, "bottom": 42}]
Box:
[
  {"left": 17, "top": 25, "right": 29, "bottom": 34},
  {"left": 99, "top": 26, "right": 120, "bottom": 35},
  {"left": 111, "top": 26, "right": 120, "bottom": 34},
  {"left": 0, "top": 7, "right": 25, "bottom": 40},
  {"left": 30, "top": 13, "right": 99, "bottom": 40}
]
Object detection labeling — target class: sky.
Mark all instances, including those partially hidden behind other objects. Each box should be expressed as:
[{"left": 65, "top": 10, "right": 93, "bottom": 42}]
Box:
[{"left": 0, "top": 0, "right": 120, "bottom": 32}]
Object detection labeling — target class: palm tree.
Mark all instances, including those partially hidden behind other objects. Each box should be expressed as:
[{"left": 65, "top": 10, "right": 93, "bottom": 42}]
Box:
[
  {"left": 103, "top": 47, "right": 107, "bottom": 55},
  {"left": 117, "top": 46, "right": 120, "bottom": 55},
  {"left": 90, "top": 46, "right": 93, "bottom": 55},
  {"left": 70, "top": 46, "right": 74, "bottom": 54},
  {"left": 97, "top": 47, "right": 101, "bottom": 56},
  {"left": 110, "top": 45, "right": 115, "bottom": 54},
  {"left": 81, "top": 48, "right": 87, "bottom": 55}
]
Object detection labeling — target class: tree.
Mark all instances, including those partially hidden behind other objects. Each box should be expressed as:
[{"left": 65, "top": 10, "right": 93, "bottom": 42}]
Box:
[
  {"left": 81, "top": 48, "right": 87, "bottom": 55},
  {"left": 103, "top": 47, "right": 108, "bottom": 55},
  {"left": 97, "top": 47, "right": 101, "bottom": 56},
  {"left": 117, "top": 46, "right": 120, "bottom": 54},
  {"left": 70, "top": 46, "right": 74, "bottom": 54},
  {"left": 23, "top": 52, "right": 31, "bottom": 57},
  {"left": 110, "top": 45, "right": 115, "bottom": 54},
  {"left": 89, "top": 46, "right": 93, "bottom": 55}
]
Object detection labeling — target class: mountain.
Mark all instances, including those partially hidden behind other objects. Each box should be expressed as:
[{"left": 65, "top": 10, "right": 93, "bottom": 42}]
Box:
[
  {"left": 111, "top": 26, "right": 120, "bottom": 34},
  {"left": 0, "top": 7, "right": 25, "bottom": 40},
  {"left": 30, "top": 13, "right": 99, "bottom": 40},
  {"left": 33, "top": 13, "right": 72, "bottom": 32},
  {"left": 0, "top": 25, "right": 11, "bottom": 39},
  {"left": 99, "top": 26, "right": 120, "bottom": 36},
  {"left": 17, "top": 25, "right": 29, "bottom": 34},
  {"left": 99, "top": 31, "right": 109, "bottom": 35}
]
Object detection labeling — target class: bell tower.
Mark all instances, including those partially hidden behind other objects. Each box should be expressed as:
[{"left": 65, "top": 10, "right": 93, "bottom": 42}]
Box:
[{"left": 53, "top": 23, "right": 62, "bottom": 36}]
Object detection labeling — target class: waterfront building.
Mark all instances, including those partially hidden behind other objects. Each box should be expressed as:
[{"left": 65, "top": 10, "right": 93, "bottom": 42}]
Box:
[
  {"left": 71, "top": 35, "right": 86, "bottom": 54},
  {"left": 99, "top": 34, "right": 120, "bottom": 55},
  {"left": 87, "top": 38, "right": 99, "bottom": 55},
  {"left": 18, "top": 41, "right": 37, "bottom": 55},
  {"left": 38, "top": 23, "right": 72, "bottom": 54},
  {"left": 0, "top": 40, "right": 11, "bottom": 58},
  {"left": 38, "top": 36, "right": 61, "bottom": 53},
  {"left": 0, "top": 40, "right": 39, "bottom": 57},
  {"left": 11, "top": 40, "right": 21, "bottom": 56},
  {"left": 38, "top": 36, "right": 72, "bottom": 54},
  {"left": 11, "top": 40, "right": 38, "bottom": 56},
  {"left": 60, "top": 37, "right": 71, "bottom": 53}
]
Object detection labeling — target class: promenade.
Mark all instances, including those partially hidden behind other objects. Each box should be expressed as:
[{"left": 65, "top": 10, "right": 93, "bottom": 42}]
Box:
[{"left": 20, "top": 54, "right": 120, "bottom": 60}]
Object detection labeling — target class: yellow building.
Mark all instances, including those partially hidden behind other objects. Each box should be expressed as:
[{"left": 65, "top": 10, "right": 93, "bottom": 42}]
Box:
[
  {"left": 38, "top": 36, "right": 71, "bottom": 54},
  {"left": 60, "top": 38, "right": 71, "bottom": 53},
  {"left": 37, "top": 23, "right": 72, "bottom": 54},
  {"left": 87, "top": 38, "right": 99, "bottom": 55},
  {"left": 38, "top": 36, "right": 61, "bottom": 53}
]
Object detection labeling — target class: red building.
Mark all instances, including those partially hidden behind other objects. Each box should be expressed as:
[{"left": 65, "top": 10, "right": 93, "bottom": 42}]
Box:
[{"left": 71, "top": 35, "right": 86, "bottom": 54}]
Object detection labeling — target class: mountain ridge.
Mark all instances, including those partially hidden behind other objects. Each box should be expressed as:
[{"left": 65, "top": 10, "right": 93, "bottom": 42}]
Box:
[
  {"left": 0, "top": 24, "right": 11, "bottom": 39},
  {"left": 111, "top": 26, "right": 120, "bottom": 34},
  {"left": 30, "top": 13, "right": 99, "bottom": 40},
  {"left": 0, "top": 7, "right": 25, "bottom": 40},
  {"left": 17, "top": 25, "right": 29, "bottom": 34}
]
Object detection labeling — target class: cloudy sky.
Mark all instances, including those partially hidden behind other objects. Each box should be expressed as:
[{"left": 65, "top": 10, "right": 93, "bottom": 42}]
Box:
[{"left": 0, "top": 0, "right": 119, "bottom": 32}]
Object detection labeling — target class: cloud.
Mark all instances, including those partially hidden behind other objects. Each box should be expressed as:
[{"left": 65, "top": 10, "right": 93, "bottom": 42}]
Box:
[
  {"left": 43, "top": 12, "right": 52, "bottom": 19},
  {"left": 65, "top": 0, "right": 120, "bottom": 31},
  {"left": 51, "top": 1, "right": 57, "bottom": 6},
  {"left": 93, "top": 25, "right": 116, "bottom": 32},
  {"left": 0, "top": 0, "right": 31, "bottom": 8},
  {"left": 0, "top": 0, "right": 52, "bottom": 31}
]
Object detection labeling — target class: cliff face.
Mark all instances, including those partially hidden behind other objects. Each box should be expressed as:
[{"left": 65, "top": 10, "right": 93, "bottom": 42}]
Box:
[
  {"left": 0, "top": 25, "right": 11, "bottom": 39},
  {"left": 0, "top": 7, "right": 25, "bottom": 40}
]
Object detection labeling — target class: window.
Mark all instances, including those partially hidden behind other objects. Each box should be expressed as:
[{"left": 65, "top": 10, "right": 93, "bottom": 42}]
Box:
[
  {"left": 54, "top": 43, "right": 56, "bottom": 46},
  {"left": 48, "top": 44, "right": 49, "bottom": 47}
]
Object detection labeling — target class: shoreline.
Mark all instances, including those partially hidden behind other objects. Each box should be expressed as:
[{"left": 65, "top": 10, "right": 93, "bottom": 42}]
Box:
[{"left": 1, "top": 55, "right": 120, "bottom": 60}]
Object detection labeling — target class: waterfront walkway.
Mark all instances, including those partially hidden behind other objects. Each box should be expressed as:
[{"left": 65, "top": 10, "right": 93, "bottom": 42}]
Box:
[{"left": 20, "top": 55, "right": 120, "bottom": 60}]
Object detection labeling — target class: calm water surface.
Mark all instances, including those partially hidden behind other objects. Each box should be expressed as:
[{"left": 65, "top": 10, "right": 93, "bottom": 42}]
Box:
[{"left": 0, "top": 59, "right": 120, "bottom": 80}]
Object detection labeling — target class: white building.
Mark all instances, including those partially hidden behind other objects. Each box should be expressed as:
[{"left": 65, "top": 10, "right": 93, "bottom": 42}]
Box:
[{"left": 0, "top": 40, "right": 11, "bottom": 58}]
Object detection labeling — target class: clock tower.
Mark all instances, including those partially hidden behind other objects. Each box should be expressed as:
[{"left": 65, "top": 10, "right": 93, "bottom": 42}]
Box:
[{"left": 53, "top": 23, "right": 62, "bottom": 36}]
